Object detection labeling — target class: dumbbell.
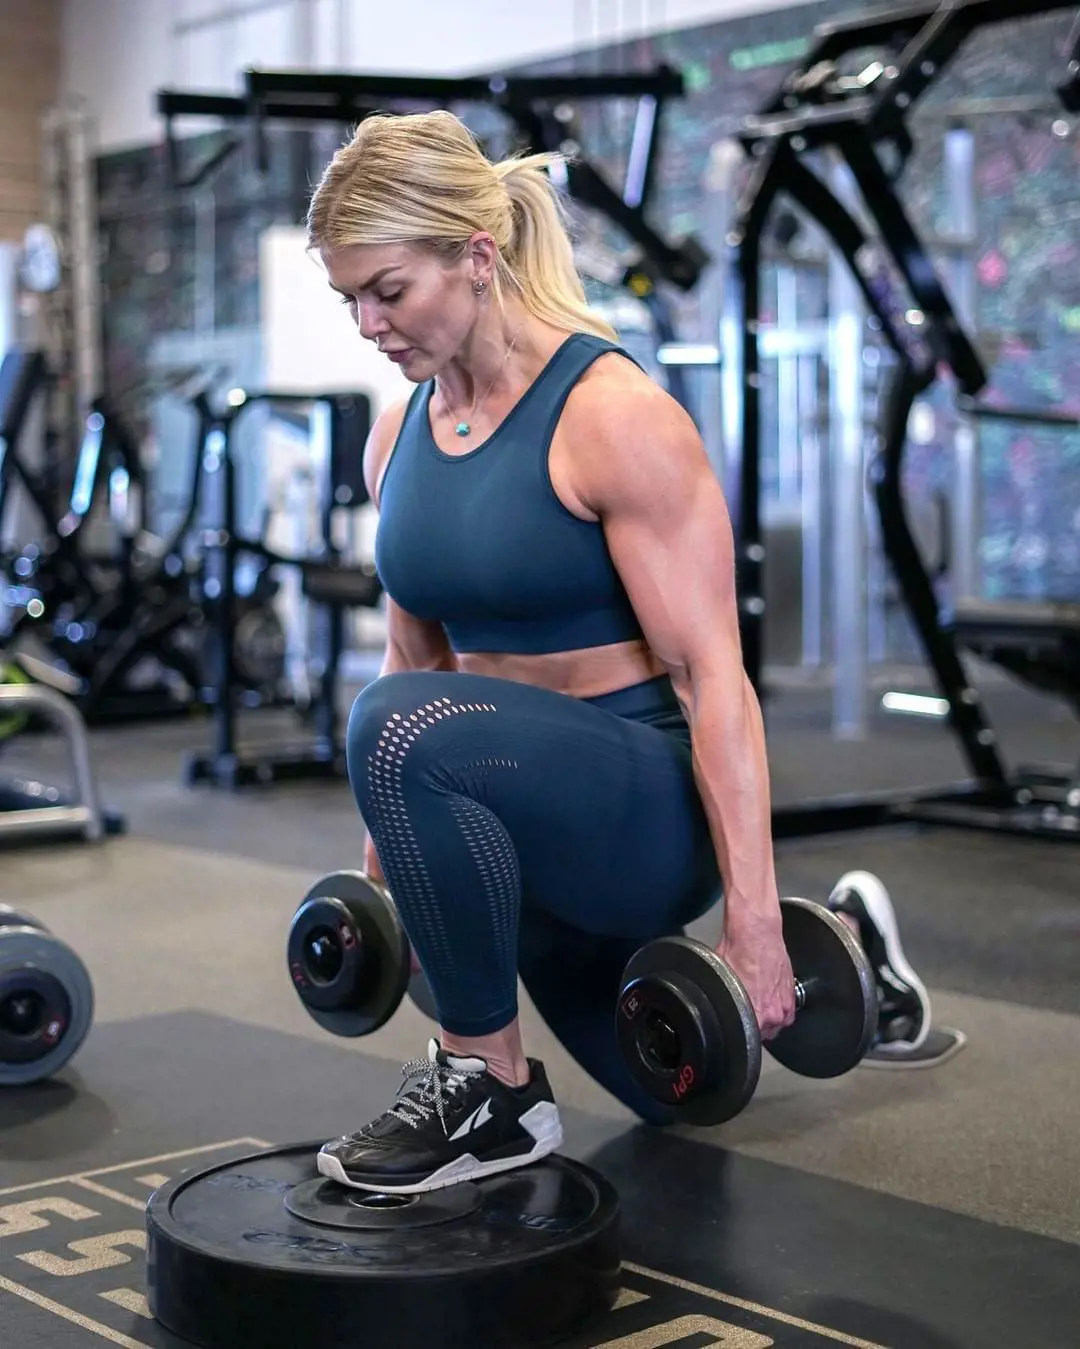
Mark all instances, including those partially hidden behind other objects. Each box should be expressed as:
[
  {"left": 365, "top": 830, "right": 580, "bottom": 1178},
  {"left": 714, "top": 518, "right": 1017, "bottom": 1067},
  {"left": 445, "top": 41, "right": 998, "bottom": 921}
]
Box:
[
  {"left": 616, "top": 897, "right": 879, "bottom": 1125},
  {"left": 0, "top": 907, "right": 94, "bottom": 1086},
  {"left": 287, "top": 871, "right": 438, "bottom": 1036}
]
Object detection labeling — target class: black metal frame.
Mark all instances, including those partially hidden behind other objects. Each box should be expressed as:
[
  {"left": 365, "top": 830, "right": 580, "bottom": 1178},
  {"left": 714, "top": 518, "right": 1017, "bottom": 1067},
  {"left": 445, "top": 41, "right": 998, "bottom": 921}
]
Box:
[
  {"left": 156, "top": 64, "right": 708, "bottom": 294},
  {"left": 731, "top": 0, "right": 1080, "bottom": 842},
  {"left": 0, "top": 355, "right": 126, "bottom": 837},
  {"left": 1, "top": 352, "right": 211, "bottom": 725},
  {"left": 0, "top": 351, "right": 60, "bottom": 540},
  {"left": 157, "top": 64, "right": 710, "bottom": 423},
  {"left": 182, "top": 388, "right": 378, "bottom": 790}
]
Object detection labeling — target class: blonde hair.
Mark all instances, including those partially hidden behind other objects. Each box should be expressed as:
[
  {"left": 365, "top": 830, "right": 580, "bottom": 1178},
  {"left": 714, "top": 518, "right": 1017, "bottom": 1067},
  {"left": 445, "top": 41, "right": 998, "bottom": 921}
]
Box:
[{"left": 307, "top": 109, "right": 617, "bottom": 342}]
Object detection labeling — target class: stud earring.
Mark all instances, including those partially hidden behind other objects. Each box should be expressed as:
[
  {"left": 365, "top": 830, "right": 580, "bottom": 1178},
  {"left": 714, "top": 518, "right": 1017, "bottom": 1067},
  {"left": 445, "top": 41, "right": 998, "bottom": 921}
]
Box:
[{"left": 473, "top": 280, "right": 487, "bottom": 294}]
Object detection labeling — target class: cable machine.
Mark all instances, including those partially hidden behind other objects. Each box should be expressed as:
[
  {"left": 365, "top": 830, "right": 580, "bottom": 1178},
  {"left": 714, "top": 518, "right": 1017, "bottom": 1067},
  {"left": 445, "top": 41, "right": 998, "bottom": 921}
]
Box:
[{"left": 730, "top": 0, "right": 1080, "bottom": 843}]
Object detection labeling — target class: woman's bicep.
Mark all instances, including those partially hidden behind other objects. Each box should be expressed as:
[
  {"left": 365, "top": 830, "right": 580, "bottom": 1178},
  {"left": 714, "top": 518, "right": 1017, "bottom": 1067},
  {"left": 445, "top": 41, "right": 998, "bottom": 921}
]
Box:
[{"left": 587, "top": 388, "right": 744, "bottom": 687}]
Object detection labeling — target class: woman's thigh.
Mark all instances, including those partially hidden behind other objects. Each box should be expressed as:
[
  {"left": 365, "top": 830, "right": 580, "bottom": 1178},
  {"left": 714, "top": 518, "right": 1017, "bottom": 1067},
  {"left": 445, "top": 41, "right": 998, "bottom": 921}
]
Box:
[{"left": 347, "top": 670, "right": 721, "bottom": 939}]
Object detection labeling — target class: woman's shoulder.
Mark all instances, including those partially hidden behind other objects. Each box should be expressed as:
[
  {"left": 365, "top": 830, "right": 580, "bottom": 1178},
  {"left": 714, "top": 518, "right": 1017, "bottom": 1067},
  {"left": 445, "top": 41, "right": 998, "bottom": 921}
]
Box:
[
  {"left": 566, "top": 346, "right": 692, "bottom": 445},
  {"left": 557, "top": 344, "right": 706, "bottom": 509}
]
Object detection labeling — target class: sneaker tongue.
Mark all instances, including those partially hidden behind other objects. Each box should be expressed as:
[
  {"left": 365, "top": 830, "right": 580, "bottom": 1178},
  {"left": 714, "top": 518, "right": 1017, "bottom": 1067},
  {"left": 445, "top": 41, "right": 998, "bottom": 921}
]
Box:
[{"left": 428, "top": 1038, "right": 486, "bottom": 1074}]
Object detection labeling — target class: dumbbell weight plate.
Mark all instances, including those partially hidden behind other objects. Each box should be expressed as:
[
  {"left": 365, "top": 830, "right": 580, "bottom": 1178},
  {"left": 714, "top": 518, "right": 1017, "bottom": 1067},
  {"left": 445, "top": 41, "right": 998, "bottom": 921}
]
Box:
[
  {"left": 617, "top": 936, "right": 761, "bottom": 1126},
  {"left": 0, "top": 914, "right": 95, "bottom": 1087},
  {"left": 766, "top": 898, "right": 878, "bottom": 1079},
  {"left": 287, "top": 871, "right": 410, "bottom": 1037}
]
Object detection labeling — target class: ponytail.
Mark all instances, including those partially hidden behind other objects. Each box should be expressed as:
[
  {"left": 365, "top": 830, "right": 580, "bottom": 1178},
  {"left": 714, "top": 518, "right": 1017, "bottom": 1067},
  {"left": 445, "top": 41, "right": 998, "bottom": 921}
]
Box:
[{"left": 493, "top": 153, "right": 617, "bottom": 341}]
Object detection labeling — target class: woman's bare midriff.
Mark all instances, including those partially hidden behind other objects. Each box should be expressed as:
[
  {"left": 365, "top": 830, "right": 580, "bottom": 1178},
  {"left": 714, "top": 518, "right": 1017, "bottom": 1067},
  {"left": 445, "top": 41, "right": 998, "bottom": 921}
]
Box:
[{"left": 455, "top": 640, "right": 666, "bottom": 699}]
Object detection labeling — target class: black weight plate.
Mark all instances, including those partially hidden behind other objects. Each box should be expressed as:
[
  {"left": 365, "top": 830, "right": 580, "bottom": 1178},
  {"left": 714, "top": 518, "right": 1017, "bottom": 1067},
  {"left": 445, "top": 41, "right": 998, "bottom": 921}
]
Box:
[
  {"left": 0, "top": 968, "right": 71, "bottom": 1065},
  {"left": 146, "top": 1143, "right": 621, "bottom": 1349},
  {"left": 287, "top": 871, "right": 409, "bottom": 1037},
  {"left": 766, "top": 898, "right": 878, "bottom": 1079},
  {"left": 284, "top": 1175, "right": 482, "bottom": 1230},
  {"left": 617, "top": 936, "right": 761, "bottom": 1126},
  {"left": 0, "top": 927, "right": 94, "bottom": 1086},
  {"left": 288, "top": 898, "right": 373, "bottom": 1015}
]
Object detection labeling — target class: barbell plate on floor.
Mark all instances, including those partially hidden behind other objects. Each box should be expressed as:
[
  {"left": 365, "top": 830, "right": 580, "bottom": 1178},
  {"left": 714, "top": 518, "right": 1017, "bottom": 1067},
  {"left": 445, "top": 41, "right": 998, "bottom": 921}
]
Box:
[
  {"left": 617, "top": 936, "right": 761, "bottom": 1126},
  {"left": 0, "top": 907, "right": 47, "bottom": 933},
  {"left": 765, "top": 898, "right": 878, "bottom": 1078},
  {"left": 287, "top": 871, "right": 410, "bottom": 1037},
  {"left": 146, "top": 1143, "right": 620, "bottom": 1349},
  {"left": 0, "top": 920, "right": 94, "bottom": 1086}
]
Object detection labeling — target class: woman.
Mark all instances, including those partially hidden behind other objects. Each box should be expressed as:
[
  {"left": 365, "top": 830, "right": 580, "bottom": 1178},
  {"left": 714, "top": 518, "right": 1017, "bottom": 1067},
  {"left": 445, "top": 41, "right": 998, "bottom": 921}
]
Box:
[{"left": 306, "top": 109, "right": 929, "bottom": 1194}]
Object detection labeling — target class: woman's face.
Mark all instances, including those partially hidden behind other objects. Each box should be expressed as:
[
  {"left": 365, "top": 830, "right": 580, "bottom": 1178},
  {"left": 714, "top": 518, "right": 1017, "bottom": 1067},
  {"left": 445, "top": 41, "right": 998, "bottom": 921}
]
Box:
[{"left": 321, "top": 241, "right": 482, "bottom": 381}]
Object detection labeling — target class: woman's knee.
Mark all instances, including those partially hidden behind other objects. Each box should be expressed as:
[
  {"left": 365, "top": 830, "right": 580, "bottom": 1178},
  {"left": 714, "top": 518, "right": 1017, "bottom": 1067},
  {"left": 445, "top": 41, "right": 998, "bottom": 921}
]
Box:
[
  {"left": 346, "top": 671, "right": 498, "bottom": 812},
  {"left": 347, "top": 673, "right": 448, "bottom": 764}
]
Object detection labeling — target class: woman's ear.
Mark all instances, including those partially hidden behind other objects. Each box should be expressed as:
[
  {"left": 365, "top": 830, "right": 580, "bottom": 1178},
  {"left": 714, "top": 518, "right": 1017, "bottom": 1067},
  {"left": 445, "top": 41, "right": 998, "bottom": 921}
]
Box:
[{"left": 465, "top": 232, "right": 498, "bottom": 287}]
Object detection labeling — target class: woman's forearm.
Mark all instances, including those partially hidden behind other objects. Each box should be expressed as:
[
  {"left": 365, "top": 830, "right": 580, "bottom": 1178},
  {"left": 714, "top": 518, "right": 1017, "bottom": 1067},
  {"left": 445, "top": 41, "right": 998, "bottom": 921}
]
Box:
[{"left": 680, "top": 669, "right": 782, "bottom": 936}]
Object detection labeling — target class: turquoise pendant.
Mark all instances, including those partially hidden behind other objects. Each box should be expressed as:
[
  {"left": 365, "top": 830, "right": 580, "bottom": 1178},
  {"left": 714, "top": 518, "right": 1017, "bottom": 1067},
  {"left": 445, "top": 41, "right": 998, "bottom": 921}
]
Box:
[{"left": 455, "top": 422, "right": 471, "bottom": 437}]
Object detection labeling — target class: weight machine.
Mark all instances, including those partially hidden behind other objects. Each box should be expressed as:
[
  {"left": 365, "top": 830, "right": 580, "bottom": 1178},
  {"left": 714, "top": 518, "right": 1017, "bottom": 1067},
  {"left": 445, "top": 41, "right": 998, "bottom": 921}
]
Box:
[
  {"left": 183, "top": 385, "right": 380, "bottom": 789},
  {"left": 0, "top": 351, "right": 123, "bottom": 843},
  {"left": 1, "top": 349, "right": 207, "bottom": 724},
  {"left": 730, "top": 0, "right": 1080, "bottom": 842}
]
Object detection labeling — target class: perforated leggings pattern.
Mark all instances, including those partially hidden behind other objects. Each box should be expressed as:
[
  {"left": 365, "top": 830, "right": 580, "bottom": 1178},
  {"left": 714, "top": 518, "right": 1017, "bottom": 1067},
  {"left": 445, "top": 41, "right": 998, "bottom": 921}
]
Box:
[
  {"left": 345, "top": 670, "right": 721, "bottom": 1096},
  {"left": 361, "top": 696, "right": 515, "bottom": 984}
]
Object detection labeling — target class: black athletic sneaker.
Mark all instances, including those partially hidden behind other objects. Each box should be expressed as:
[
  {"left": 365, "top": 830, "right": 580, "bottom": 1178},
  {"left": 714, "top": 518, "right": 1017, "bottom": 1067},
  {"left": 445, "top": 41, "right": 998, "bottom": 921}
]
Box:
[
  {"left": 317, "top": 1039, "right": 564, "bottom": 1194},
  {"left": 828, "top": 871, "right": 931, "bottom": 1052}
]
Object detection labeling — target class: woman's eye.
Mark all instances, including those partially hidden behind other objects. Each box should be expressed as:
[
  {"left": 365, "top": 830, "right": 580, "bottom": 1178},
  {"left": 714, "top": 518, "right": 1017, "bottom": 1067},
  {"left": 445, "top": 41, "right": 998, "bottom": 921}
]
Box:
[
  {"left": 339, "top": 294, "right": 356, "bottom": 307},
  {"left": 379, "top": 292, "right": 402, "bottom": 304}
]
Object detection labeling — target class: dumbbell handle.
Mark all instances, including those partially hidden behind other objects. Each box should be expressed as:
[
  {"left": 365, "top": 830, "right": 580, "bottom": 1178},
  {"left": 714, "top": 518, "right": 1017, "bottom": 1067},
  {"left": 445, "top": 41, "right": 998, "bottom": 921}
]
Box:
[{"left": 792, "top": 975, "right": 820, "bottom": 1012}]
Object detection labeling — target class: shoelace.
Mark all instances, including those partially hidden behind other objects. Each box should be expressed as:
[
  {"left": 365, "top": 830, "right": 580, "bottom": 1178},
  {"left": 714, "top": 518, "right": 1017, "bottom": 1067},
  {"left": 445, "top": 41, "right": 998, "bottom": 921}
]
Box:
[{"left": 387, "top": 1055, "right": 484, "bottom": 1132}]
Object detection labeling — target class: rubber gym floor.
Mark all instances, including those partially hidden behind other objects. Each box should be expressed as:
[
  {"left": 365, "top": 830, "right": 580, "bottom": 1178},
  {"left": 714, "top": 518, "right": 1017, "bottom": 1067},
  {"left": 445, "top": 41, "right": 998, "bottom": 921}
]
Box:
[{"left": 2, "top": 663, "right": 1078, "bottom": 1349}]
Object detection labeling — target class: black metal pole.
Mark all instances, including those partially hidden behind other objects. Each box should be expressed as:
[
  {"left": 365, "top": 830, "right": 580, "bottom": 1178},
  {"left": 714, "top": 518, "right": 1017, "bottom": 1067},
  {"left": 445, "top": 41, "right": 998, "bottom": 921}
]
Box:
[
  {"left": 728, "top": 146, "right": 785, "bottom": 694},
  {"left": 870, "top": 360, "right": 1007, "bottom": 785}
]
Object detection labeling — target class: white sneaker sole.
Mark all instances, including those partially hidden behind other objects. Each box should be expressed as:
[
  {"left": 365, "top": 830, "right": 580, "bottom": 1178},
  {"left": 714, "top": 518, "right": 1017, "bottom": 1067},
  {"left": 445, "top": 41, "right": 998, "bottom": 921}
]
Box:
[
  {"left": 317, "top": 1101, "right": 564, "bottom": 1195},
  {"left": 829, "top": 870, "right": 932, "bottom": 1052}
]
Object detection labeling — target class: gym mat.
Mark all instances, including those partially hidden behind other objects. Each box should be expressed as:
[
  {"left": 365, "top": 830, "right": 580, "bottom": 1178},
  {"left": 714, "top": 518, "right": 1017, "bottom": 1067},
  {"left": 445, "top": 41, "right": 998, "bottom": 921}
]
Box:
[{"left": 1, "top": 1011, "right": 1076, "bottom": 1349}]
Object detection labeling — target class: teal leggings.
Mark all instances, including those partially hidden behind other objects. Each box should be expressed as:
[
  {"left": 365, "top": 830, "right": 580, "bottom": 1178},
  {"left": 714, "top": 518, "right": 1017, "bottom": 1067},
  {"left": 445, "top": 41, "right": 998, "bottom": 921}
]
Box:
[{"left": 347, "top": 671, "right": 721, "bottom": 1123}]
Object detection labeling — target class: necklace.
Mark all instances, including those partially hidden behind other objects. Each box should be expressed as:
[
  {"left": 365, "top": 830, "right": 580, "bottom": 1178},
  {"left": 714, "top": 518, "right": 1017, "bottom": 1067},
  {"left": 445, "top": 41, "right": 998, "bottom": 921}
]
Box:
[{"left": 453, "top": 325, "right": 524, "bottom": 436}]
